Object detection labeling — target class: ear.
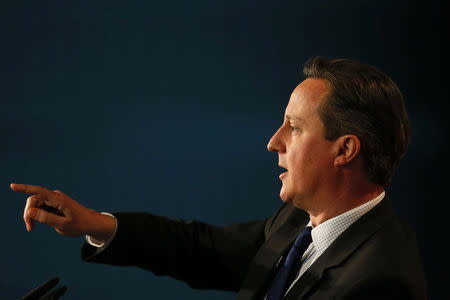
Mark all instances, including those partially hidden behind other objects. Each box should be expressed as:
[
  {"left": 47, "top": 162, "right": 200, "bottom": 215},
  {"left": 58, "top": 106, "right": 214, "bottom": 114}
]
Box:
[{"left": 334, "top": 135, "right": 360, "bottom": 167}]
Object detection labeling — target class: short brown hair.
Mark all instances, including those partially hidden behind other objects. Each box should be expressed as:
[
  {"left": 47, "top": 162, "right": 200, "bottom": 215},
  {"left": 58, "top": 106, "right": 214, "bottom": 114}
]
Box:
[{"left": 303, "top": 56, "right": 410, "bottom": 186}]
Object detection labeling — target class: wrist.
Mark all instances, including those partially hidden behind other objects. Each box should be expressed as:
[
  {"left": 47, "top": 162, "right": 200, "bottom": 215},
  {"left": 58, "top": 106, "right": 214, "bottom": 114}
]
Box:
[{"left": 87, "top": 211, "right": 117, "bottom": 243}]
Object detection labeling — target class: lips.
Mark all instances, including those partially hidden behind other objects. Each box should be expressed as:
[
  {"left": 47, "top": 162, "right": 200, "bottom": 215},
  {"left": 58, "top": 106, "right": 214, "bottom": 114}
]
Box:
[
  {"left": 278, "top": 165, "right": 288, "bottom": 179},
  {"left": 279, "top": 171, "right": 288, "bottom": 179}
]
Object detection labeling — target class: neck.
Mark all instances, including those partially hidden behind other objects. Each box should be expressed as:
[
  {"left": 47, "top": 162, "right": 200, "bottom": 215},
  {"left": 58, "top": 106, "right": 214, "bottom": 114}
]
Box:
[{"left": 308, "top": 183, "right": 384, "bottom": 227}]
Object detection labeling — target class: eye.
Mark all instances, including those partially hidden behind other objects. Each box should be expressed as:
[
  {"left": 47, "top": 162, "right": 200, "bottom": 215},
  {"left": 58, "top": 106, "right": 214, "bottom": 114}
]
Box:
[{"left": 289, "top": 125, "right": 296, "bottom": 132}]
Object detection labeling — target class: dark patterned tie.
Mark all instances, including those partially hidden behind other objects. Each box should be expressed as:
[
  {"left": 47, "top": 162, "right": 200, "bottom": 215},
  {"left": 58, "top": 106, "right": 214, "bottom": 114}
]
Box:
[{"left": 266, "top": 226, "right": 313, "bottom": 300}]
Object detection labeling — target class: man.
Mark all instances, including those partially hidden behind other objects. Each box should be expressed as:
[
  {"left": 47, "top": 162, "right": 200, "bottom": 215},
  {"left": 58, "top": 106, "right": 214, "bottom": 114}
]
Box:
[{"left": 11, "top": 57, "right": 427, "bottom": 299}]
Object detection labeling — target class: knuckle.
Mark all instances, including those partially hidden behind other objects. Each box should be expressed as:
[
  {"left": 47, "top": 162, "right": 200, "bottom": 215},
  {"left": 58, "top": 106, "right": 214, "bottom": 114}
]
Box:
[
  {"left": 34, "top": 210, "right": 44, "bottom": 222},
  {"left": 53, "top": 190, "right": 65, "bottom": 197},
  {"left": 35, "top": 210, "right": 51, "bottom": 225},
  {"left": 27, "top": 195, "right": 38, "bottom": 203},
  {"left": 23, "top": 208, "right": 30, "bottom": 219}
]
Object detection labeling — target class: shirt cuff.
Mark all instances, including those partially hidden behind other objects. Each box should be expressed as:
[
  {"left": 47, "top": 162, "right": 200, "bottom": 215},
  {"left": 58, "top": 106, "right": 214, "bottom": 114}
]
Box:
[{"left": 85, "top": 212, "right": 118, "bottom": 249}]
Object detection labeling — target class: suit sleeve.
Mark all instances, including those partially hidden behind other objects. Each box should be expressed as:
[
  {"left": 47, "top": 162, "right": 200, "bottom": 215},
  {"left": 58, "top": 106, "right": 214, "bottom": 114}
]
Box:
[{"left": 81, "top": 212, "right": 270, "bottom": 291}]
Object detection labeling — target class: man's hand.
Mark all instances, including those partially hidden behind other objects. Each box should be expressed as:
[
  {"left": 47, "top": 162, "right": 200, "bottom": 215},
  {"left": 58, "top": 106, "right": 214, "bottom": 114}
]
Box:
[{"left": 10, "top": 183, "right": 116, "bottom": 242}]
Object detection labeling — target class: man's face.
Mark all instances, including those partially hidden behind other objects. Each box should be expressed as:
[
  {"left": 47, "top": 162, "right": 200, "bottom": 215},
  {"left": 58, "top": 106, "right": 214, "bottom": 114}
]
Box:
[{"left": 267, "top": 78, "right": 337, "bottom": 210}]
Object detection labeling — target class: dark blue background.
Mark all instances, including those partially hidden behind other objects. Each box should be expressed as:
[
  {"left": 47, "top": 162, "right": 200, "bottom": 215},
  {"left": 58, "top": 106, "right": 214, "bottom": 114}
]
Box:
[{"left": 1, "top": 0, "right": 447, "bottom": 299}]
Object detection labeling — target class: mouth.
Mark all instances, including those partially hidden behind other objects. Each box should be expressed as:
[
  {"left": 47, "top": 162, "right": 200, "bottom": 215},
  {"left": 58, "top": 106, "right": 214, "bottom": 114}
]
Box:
[{"left": 278, "top": 165, "right": 288, "bottom": 179}]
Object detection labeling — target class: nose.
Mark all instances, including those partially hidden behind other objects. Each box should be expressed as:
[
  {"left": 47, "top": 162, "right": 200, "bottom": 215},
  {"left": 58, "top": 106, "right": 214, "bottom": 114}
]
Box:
[{"left": 267, "top": 127, "right": 285, "bottom": 153}]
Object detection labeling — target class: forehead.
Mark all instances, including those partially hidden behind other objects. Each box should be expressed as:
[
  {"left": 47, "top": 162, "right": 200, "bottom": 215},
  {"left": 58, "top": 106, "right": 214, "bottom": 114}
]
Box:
[{"left": 285, "top": 78, "right": 329, "bottom": 120}]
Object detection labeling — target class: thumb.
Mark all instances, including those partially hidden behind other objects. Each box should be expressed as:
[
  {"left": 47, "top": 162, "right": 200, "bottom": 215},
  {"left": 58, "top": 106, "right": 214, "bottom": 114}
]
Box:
[{"left": 28, "top": 207, "right": 67, "bottom": 228}]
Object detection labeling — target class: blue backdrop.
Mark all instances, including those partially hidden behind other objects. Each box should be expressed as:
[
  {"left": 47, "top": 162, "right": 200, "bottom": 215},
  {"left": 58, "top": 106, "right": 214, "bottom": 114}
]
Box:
[{"left": 1, "top": 0, "right": 447, "bottom": 299}]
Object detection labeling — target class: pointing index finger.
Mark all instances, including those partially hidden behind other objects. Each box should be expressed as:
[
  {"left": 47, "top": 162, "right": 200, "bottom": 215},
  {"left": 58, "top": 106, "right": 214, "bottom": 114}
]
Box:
[{"left": 10, "top": 183, "right": 53, "bottom": 196}]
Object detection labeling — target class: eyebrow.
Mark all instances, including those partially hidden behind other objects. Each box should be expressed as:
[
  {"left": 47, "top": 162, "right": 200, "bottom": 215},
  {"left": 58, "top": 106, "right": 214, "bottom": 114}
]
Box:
[{"left": 286, "top": 114, "right": 305, "bottom": 124}]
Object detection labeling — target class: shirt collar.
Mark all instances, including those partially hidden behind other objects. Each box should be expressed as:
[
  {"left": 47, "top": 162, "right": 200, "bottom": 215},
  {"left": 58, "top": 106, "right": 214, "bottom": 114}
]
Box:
[{"left": 306, "top": 190, "right": 385, "bottom": 256}]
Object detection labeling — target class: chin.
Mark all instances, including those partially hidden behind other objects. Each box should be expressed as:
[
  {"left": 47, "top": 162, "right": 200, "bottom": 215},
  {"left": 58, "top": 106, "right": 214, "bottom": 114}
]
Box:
[
  {"left": 279, "top": 189, "right": 292, "bottom": 204},
  {"left": 280, "top": 189, "right": 307, "bottom": 210},
  {"left": 280, "top": 196, "right": 289, "bottom": 203}
]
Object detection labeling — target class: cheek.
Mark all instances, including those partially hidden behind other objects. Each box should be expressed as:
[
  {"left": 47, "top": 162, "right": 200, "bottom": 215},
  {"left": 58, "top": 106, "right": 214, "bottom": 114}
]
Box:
[
  {"left": 287, "top": 140, "right": 329, "bottom": 177},
  {"left": 287, "top": 138, "right": 312, "bottom": 163},
  {"left": 287, "top": 146, "right": 307, "bottom": 177}
]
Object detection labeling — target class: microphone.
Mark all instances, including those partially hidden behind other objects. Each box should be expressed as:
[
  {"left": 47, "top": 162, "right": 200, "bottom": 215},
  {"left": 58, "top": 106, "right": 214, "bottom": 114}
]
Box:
[{"left": 20, "top": 277, "right": 67, "bottom": 300}]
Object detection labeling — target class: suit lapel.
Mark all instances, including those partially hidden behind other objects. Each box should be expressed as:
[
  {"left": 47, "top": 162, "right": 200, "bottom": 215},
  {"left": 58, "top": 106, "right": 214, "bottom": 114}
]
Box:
[
  {"left": 284, "top": 196, "right": 396, "bottom": 300},
  {"left": 237, "top": 207, "right": 309, "bottom": 300}
]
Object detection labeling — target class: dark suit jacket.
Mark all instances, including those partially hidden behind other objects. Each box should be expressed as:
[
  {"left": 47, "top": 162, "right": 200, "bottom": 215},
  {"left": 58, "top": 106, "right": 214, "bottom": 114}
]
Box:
[{"left": 81, "top": 195, "right": 427, "bottom": 299}]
